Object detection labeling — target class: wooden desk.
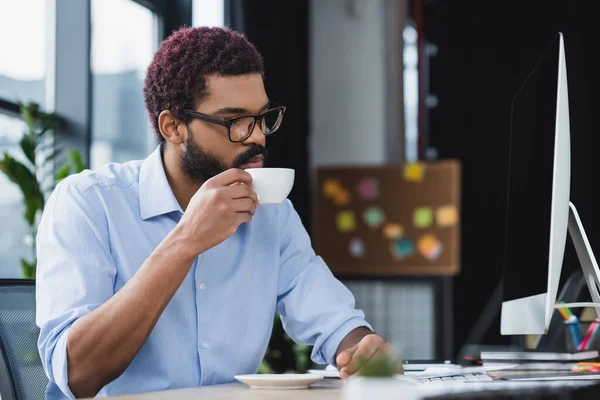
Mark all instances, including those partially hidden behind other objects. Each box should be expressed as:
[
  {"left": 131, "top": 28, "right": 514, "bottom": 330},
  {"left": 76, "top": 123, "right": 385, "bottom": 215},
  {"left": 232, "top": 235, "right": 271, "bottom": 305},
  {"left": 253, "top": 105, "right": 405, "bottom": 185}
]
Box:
[{"left": 107, "top": 380, "right": 343, "bottom": 399}]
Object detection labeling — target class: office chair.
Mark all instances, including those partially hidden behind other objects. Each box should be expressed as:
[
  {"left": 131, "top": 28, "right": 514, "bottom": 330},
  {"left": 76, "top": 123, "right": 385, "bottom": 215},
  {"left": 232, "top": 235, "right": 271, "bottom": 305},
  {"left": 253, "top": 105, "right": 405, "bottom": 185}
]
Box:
[{"left": 0, "top": 279, "right": 48, "bottom": 400}]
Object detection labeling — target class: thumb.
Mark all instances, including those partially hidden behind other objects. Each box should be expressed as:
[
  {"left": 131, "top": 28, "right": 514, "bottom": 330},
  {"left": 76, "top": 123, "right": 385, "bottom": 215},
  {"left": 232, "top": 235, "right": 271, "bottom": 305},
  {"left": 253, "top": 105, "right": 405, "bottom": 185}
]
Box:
[{"left": 336, "top": 344, "right": 358, "bottom": 368}]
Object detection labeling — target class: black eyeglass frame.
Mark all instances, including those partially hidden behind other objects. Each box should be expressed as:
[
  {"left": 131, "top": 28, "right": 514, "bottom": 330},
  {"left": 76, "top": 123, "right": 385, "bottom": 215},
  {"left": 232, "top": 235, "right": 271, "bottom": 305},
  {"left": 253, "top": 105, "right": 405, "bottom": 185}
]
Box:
[{"left": 182, "top": 102, "right": 286, "bottom": 142}]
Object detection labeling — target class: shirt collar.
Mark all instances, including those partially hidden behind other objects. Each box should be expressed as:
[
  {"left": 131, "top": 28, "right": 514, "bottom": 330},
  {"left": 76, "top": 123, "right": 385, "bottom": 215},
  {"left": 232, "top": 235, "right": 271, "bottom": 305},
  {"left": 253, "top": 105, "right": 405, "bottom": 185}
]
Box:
[{"left": 139, "top": 146, "right": 183, "bottom": 220}]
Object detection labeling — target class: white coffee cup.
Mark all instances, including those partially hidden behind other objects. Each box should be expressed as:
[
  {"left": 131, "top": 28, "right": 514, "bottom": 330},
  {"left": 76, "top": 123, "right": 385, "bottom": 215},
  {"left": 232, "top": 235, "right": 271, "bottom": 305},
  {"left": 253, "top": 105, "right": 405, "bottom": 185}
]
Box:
[{"left": 245, "top": 168, "right": 295, "bottom": 204}]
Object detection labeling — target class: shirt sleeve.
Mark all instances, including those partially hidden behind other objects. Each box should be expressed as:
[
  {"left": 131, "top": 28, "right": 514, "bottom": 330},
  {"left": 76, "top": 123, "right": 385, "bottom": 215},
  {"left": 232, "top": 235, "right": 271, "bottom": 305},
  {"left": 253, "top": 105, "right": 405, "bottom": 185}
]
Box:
[
  {"left": 275, "top": 200, "right": 372, "bottom": 366},
  {"left": 36, "top": 178, "right": 117, "bottom": 399}
]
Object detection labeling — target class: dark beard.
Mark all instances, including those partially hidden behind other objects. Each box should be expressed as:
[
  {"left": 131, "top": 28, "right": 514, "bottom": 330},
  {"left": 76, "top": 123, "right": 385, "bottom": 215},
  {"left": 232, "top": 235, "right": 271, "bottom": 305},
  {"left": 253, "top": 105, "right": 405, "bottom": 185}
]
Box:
[{"left": 180, "top": 127, "right": 269, "bottom": 183}]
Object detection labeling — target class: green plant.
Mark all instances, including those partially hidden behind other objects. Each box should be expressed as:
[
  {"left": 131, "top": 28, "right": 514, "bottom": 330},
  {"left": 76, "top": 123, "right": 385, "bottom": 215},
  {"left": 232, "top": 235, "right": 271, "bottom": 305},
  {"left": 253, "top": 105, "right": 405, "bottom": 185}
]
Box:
[
  {"left": 259, "top": 313, "right": 313, "bottom": 374},
  {"left": 0, "top": 101, "right": 86, "bottom": 279},
  {"left": 356, "top": 352, "right": 403, "bottom": 377}
]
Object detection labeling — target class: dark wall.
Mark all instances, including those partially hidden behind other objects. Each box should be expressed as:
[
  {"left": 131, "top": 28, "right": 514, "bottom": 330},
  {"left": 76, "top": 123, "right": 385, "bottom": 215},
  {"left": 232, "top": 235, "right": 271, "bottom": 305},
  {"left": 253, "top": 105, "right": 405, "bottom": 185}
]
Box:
[
  {"left": 231, "top": 0, "right": 312, "bottom": 232},
  {"left": 423, "top": 1, "right": 600, "bottom": 353}
]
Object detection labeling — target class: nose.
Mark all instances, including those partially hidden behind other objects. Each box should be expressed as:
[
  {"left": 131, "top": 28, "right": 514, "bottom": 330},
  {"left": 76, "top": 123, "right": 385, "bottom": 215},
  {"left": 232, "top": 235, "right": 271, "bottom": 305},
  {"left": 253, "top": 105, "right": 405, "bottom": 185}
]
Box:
[{"left": 242, "top": 120, "right": 266, "bottom": 147}]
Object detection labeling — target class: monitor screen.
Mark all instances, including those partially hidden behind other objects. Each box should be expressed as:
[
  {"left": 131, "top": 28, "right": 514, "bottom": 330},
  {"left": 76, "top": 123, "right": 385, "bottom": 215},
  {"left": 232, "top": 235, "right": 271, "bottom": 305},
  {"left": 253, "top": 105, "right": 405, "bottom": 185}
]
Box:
[{"left": 503, "top": 35, "right": 560, "bottom": 303}]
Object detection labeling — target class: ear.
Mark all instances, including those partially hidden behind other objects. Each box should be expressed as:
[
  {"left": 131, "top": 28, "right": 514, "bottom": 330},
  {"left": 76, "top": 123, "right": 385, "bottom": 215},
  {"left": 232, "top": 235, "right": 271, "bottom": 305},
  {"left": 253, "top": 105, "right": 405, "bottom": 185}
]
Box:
[{"left": 158, "top": 110, "right": 185, "bottom": 145}]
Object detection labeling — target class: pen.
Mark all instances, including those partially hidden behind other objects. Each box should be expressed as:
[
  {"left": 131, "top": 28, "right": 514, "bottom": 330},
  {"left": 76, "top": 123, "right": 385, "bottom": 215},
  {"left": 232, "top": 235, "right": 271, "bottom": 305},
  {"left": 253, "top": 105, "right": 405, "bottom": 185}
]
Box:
[
  {"left": 572, "top": 366, "right": 600, "bottom": 373},
  {"left": 578, "top": 318, "right": 599, "bottom": 351},
  {"left": 557, "top": 307, "right": 570, "bottom": 320},
  {"left": 577, "top": 362, "right": 600, "bottom": 367},
  {"left": 557, "top": 302, "right": 573, "bottom": 320},
  {"left": 565, "top": 315, "right": 583, "bottom": 349}
]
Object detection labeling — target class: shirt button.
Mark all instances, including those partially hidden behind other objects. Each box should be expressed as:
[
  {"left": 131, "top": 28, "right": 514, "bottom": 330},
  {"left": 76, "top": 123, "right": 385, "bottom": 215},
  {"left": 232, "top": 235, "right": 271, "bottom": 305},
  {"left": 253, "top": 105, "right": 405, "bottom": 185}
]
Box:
[
  {"left": 199, "top": 283, "right": 206, "bottom": 290},
  {"left": 201, "top": 341, "right": 209, "bottom": 349}
]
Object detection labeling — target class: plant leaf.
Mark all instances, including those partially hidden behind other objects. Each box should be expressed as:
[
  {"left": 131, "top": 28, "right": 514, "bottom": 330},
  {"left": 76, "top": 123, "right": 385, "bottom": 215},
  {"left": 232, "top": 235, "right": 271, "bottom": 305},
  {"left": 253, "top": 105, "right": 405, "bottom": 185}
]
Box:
[
  {"left": 0, "top": 153, "right": 43, "bottom": 225},
  {"left": 355, "top": 353, "right": 400, "bottom": 377},
  {"left": 258, "top": 360, "right": 272, "bottom": 374},
  {"left": 55, "top": 163, "right": 71, "bottom": 181},
  {"left": 69, "top": 150, "right": 86, "bottom": 173},
  {"left": 20, "top": 258, "right": 36, "bottom": 279},
  {"left": 20, "top": 102, "right": 38, "bottom": 130},
  {"left": 19, "top": 134, "right": 36, "bottom": 166}
]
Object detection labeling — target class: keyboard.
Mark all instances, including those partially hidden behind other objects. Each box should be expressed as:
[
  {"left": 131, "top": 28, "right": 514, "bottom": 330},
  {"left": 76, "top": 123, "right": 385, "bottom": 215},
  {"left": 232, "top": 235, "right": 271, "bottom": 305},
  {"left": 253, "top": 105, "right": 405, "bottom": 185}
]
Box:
[{"left": 419, "top": 372, "right": 493, "bottom": 384}]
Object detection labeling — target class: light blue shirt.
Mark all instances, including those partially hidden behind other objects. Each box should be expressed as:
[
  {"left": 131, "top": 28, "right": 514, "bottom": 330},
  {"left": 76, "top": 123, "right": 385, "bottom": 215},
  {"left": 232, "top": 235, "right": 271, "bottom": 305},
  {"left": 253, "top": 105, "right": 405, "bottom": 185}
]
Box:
[{"left": 36, "top": 146, "right": 370, "bottom": 398}]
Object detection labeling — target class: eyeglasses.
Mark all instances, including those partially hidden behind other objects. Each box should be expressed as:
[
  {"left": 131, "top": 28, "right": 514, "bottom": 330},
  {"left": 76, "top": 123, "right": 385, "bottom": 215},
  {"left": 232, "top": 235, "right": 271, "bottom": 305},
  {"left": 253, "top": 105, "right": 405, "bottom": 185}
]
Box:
[{"left": 183, "top": 103, "right": 286, "bottom": 143}]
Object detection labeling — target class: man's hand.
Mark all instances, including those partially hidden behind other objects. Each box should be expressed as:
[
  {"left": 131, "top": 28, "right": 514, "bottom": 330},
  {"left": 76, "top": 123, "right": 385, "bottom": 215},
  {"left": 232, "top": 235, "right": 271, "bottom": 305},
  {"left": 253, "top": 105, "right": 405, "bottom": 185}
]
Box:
[
  {"left": 335, "top": 333, "right": 403, "bottom": 379},
  {"left": 177, "top": 168, "right": 259, "bottom": 256}
]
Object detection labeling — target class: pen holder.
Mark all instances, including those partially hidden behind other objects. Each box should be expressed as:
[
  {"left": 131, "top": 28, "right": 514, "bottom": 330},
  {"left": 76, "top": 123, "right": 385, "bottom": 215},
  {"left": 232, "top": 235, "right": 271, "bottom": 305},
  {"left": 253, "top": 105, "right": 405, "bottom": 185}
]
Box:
[{"left": 564, "top": 318, "right": 600, "bottom": 352}]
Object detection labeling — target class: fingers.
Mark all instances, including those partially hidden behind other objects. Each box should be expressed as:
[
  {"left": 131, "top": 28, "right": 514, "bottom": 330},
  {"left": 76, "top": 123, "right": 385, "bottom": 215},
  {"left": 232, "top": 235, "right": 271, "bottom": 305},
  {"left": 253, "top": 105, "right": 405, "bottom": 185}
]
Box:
[
  {"left": 339, "top": 336, "right": 381, "bottom": 379},
  {"left": 208, "top": 168, "right": 253, "bottom": 187},
  {"left": 237, "top": 211, "right": 253, "bottom": 225},
  {"left": 336, "top": 344, "right": 357, "bottom": 370},
  {"left": 225, "top": 184, "right": 259, "bottom": 207},
  {"left": 232, "top": 198, "right": 257, "bottom": 215}
]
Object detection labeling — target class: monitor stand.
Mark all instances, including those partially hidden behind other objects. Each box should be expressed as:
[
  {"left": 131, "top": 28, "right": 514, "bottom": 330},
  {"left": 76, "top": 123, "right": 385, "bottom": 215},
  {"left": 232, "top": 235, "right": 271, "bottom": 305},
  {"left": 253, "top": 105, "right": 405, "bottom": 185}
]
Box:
[
  {"left": 555, "top": 202, "right": 600, "bottom": 316},
  {"left": 458, "top": 202, "right": 600, "bottom": 357}
]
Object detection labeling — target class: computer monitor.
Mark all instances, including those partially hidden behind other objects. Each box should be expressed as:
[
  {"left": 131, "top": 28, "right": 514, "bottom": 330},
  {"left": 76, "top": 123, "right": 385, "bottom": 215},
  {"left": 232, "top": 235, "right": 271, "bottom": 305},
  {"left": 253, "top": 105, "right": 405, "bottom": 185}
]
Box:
[{"left": 500, "top": 32, "right": 600, "bottom": 336}]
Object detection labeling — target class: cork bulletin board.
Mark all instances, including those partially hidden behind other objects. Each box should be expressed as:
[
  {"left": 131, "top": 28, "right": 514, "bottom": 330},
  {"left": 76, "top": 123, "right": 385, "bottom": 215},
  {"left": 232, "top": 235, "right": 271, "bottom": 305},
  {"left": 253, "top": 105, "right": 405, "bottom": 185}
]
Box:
[{"left": 314, "top": 160, "right": 461, "bottom": 276}]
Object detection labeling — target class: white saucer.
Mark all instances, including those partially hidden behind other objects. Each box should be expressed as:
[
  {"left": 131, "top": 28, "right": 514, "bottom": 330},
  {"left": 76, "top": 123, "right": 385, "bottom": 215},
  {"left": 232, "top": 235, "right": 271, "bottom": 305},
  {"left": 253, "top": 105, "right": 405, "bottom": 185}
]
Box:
[
  {"left": 308, "top": 368, "right": 340, "bottom": 378},
  {"left": 234, "top": 373, "right": 325, "bottom": 389}
]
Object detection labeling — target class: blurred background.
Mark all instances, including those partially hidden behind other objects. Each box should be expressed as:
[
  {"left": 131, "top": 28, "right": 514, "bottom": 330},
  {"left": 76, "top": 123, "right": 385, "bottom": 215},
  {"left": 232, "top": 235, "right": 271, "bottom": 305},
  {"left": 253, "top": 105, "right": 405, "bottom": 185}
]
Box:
[{"left": 2, "top": 0, "right": 600, "bottom": 372}]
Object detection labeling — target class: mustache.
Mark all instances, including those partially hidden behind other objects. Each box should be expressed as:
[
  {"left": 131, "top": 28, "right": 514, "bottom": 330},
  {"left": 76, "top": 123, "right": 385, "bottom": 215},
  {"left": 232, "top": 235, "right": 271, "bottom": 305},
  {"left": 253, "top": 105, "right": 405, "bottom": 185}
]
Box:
[{"left": 233, "top": 145, "right": 269, "bottom": 167}]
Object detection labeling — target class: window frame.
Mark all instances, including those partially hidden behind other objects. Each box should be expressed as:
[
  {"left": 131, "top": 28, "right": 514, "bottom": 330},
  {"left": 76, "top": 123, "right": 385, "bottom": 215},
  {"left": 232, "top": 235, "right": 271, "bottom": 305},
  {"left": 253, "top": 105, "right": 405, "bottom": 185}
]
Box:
[{"left": 0, "top": 0, "right": 209, "bottom": 165}]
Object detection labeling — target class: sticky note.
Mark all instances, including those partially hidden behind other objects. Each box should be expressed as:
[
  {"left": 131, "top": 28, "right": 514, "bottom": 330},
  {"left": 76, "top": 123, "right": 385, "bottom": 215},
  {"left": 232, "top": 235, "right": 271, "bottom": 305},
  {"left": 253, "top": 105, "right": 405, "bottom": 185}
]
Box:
[
  {"left": 404, "top": 162, "right": 425, "bottom": 182},
  {"left": 349, "top": 237, "right": 365, "bottom": 258},
  {"left": 363, "top": 207, "right": 385, "bottom": 229},
  {"left": 336, "top": 210, "right": 356, "bottom": 233},
  {"left": 323, "top": 179, "right": 343, "bottom": 198},
  {"left": 417, "top": 234, "right": 443, "bottom": 261},
  {"left": 436, "top": 205, "right": 458, "bottom": 227},
  {"left": 332, "top": 189, "right": 351, "bottom": 206},
  {"left": 414, "top": 207, "right": 433, "bottom": 228},
  {"left": 356, "top": 177, "right": 379, "bottom": 200},
  {"left": 383, "top": 223, "right": 404, "bottom": 239},
  {"left": 390, "top": 238, "right": 414, "bottom": 260}
]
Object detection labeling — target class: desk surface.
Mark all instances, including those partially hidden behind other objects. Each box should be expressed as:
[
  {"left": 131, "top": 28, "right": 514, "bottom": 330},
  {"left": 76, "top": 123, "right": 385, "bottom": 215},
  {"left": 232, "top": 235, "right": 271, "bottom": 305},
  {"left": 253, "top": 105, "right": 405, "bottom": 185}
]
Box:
[
  {"left": 108, "top": 380, "right": 343, "bottom": 399},
  {"left": 92, "top": 375, "right": 600, "bottom": 400}
]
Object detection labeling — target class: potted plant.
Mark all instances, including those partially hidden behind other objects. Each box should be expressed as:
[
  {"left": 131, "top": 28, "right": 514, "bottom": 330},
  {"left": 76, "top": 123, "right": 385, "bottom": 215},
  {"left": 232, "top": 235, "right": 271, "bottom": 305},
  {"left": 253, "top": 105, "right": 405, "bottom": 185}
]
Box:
[
  {"left": 342, "top": 351, "right": 411, "bottom": 400},
  {"left": 0, "top": 101, "right": 85, "bottom": 278}
]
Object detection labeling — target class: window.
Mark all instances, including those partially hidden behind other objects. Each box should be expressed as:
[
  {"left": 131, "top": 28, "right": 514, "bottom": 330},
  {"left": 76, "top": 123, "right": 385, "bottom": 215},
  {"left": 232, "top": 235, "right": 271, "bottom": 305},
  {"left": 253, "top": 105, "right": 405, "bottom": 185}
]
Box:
[
  {"left": 0, "top": 0, "right": 47, "bottom": 107},
  {"left": 193, "top": 0, "right": 224, "bottom": 27},
  {"left": 90, "top": 0, "right": 158, "bottom": 169},
  {"left": 0, "top": 113, "right": 32, "bottom": 277}
]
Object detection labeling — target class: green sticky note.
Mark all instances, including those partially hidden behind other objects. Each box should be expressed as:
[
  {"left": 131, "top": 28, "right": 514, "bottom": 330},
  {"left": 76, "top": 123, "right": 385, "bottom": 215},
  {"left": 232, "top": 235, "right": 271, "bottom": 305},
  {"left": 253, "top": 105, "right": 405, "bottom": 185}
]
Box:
[
  {"left": 414, "top": 207, "right": 433, "bottom": 228},
  {"left": 363, "top": 207, "right": 385, "bottom": 229}
]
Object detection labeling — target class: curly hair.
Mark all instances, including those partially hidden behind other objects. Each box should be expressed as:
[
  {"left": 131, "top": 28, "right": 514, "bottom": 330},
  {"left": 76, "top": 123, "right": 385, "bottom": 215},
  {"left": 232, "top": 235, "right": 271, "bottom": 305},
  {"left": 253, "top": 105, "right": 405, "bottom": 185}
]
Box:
[{"left": 143, "top": 26, "right": 264, "bottom": 142}]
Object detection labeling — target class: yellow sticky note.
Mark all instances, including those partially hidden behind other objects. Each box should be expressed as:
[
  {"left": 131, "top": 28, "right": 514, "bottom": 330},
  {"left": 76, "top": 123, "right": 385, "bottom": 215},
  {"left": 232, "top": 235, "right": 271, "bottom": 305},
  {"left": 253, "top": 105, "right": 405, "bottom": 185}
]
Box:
[
  {"left": 323, "top": 179, "right": 342, "bottom": 198},
  {"left": 436, "top": 205, "right": 458, "bottom": 227},
  {"left": 336, "top": 210, "right": 356, "bottom": 233},
  {"left": 414, "top": 207, "right": 433, "bottom": 228},
  {"left": 383, "top": 223, "right": 404, "bottom": 239},
  {"left": 404, "top": 162, "right": 425, "bottom": 182},
  {"left": 332, "top": 189, "right": 351, "bottom": 206},
  {"left": 417, "top": 234, "right": 443, "bottom": 261}
]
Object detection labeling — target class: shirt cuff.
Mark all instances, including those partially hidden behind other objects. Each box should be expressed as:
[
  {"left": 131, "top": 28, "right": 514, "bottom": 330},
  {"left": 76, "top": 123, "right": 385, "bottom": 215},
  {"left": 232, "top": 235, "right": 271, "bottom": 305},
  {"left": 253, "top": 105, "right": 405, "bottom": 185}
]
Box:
[
  {"left": 51, "top": 328, "right": 77, "bottom": 399},
  {"left": 314, "top": 317, "right": 373, "bottom": 366}
]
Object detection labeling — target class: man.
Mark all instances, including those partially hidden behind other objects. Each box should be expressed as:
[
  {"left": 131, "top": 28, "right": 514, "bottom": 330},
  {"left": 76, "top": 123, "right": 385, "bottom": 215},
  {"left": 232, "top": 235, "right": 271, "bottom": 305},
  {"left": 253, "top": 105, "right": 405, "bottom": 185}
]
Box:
[{"left": 36, "top": 26, "right": 399, "bottom": 399}]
